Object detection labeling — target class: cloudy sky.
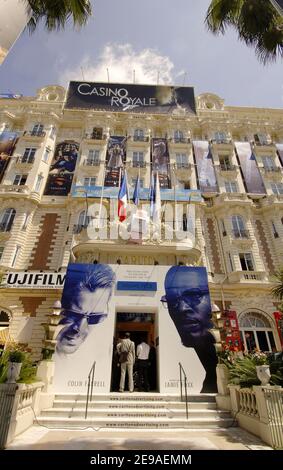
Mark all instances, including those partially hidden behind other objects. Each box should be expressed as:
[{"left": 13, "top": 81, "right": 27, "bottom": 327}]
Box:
[{"left": 0, "top": 0, "right": 282, "bottom": 108}]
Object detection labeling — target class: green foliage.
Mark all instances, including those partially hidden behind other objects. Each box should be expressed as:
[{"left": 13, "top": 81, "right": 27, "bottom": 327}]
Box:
[
  {"left": 206, "top": 0, "right": 283, "bottom": 63},
  {"left": 0, "top": 344, "right": 38, "bottom": 384},
  {"left": 26, "top": 0, "right": 92, "bottom": 33}
]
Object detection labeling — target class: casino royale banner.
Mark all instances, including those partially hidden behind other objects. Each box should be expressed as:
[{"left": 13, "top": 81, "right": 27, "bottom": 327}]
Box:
[{"left": 65, "top": 82, "right": 196, "bottom": 115}]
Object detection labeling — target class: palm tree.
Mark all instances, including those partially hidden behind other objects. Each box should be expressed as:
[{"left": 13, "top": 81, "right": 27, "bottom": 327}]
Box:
[
  {"left": 26, "top": 0, "right": 92, "bottom": 32},
  {"left": 206, "top": 0, "right": 283, "bottom": 63},
  {"left": 271, "top": 268, "right": 283, "bottom": 309}
]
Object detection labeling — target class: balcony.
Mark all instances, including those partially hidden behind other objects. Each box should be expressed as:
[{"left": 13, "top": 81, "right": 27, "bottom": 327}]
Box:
[
  {"left": 84, "top": 133, "right": 107, "bottom": 142},
  {"left": 217, "top": 164, "right": 237, "bottom": 173},
  {"left": 83, "top": 159, "right": 101, "bottom": 167},
  {"left": 0, "top": 184, "right": 30, "bottom": 195},
  {"left": 14, "top": 156, "right": 35, "bottom": 169},
  {"left": 22, "top": 130, "right": 46, "bottom": 139},
  {"left": 228, "top": 271, "right": 269, "bottom": 284},
  {"left": 232, "top": 229, "right": 250, "bottom": 239}
]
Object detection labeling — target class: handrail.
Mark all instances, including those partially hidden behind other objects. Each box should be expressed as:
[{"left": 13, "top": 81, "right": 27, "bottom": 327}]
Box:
[
  {"left": 178, "top": 362, "right": 188, "bottom": 420},
  {"left": 85, "top": 360, "right": 96, "bottom": 419}
]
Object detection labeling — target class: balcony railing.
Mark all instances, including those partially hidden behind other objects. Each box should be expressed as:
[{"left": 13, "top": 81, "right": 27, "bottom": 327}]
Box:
[
  {"left": 84, "top": 159, "right": 101, "bottom": 166},
  {"left": 232, "top": 229, "right": 250, "bottom": 239},
  {"left": 23, "top": 130, "right": 46, "bottom": 138},
  {"left": 132, "top": 136, "right": 149, "bottom": 142},
  {"left": 16, "top": 156, "right": 35, "bottom": 165},
  {"left": 176, "top": 163, "right": 190, "bottom": 170}
]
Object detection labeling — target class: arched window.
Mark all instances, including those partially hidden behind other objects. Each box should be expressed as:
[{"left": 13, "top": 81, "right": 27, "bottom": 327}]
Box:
[
  {"left": 134, "top": 129, "right": 144, "bottom": 141},
  {"left": 174, "top": 130, "right": 184, "bottom": 143},
  {"left": 0, "top": 310, "right": 10, "bottom": 345},
  {"left": 231, "top": 215, "right": 246, "bottom": 238},
  {"left": 0, "top": 208, "right": 16, "bottom": 232},
  {"left": 239, "top": 311, "right": 276, "bottom": 352}
]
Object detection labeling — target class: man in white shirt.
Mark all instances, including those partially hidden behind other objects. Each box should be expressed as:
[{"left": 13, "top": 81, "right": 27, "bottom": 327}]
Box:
[{"left": 136, "top": 335, "right": 150, "bottom": 392}]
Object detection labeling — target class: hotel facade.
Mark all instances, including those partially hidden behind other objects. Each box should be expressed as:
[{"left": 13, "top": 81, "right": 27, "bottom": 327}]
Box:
[{"left": 0, "top": 83, "right": 283, "bottom": 394}]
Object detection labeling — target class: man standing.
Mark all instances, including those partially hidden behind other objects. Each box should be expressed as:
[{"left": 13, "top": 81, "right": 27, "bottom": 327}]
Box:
[
  {"left": 136, "top": 335, "right": 150, "bottom": 392},
  {"left": 117, "top": 332, "right": 135, "bottom": 393}
]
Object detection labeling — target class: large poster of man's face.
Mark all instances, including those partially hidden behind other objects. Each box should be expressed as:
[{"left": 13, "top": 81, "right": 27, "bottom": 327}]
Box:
[
  {"left": 162, "top": 266, "right": 217, "bottom": 392},
  {"left": 104, "top": 136, "right": 127, "bottom": 187},
  {"left": 151, "top": 138, "right": 171, "bottom": 189},
  {"left": 0, "top": 131, "right": 18, "bottom": 183},
  {"left": 44, "top": 140, "right": 79, "bottom": 196}
]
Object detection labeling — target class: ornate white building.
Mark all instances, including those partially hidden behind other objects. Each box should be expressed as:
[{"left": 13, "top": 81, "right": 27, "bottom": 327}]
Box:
[{"left": 0, "top": 83, "right": 282, "bottom": 367}]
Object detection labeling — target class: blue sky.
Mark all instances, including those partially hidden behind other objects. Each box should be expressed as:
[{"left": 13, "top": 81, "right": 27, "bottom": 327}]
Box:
[{"left": 0, "top": 0, "right": 282, "bottom": 108}]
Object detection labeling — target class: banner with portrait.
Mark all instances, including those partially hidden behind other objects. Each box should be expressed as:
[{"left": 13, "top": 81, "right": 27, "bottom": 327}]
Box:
[
  {"left": 44, "top": 140, "right": 79, "bottom": 196},
  {"left": 104, "top": 136, "right": 127, "bottom": 187},
  {"left": 54, "top": 264, "right": 216, "bottom": 395},
  {"left": 0, "top": 0, "right": 31, "bottom": 65},
  {"left": 65, "top": 82, "right": 196, "bottom": 115},
  {"left": 151, "top": 138, "right": 171, "bottom": 188},
  {"left": 276, "top": 144, "right": 283, "bottom": 167},
  {"left": 0, "top": 130, "right": 19, "bottom": 183},
  {"left": 235, "top": 142, "right": 266, "bottom": 194},
  {"left": 193, "top": 141, "right": 218, "bottom": 193}
]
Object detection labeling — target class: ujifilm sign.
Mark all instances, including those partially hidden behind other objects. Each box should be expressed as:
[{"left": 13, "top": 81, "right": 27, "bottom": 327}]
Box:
[
  {"left": 65, "top": 81, "right": 196, "bottom": 114},
  {"left": 2, "top": 272, "right": 66, "bottom": 289}
]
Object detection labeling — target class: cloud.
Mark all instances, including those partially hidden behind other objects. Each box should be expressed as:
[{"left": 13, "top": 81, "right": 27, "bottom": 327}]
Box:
[{"left": 60, "top": 43, "right": 176, "bottom": 85}]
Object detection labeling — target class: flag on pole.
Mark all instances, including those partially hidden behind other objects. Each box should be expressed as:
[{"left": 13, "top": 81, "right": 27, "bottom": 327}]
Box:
[
  {"left": 132, "top": 173, "right": 140, "bottom": 206},
  {"left": 118, "top": 170, "right": 128, "bottom": 222}
]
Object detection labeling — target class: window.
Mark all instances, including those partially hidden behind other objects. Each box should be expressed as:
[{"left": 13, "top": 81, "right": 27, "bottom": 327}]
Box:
[
  {"left": 11, "top": 245, "right": 21, "bottom": 267},
  {"left": 50, "top": 126, "right": 56, "bottom": 140},
  {"left": 0, "top": 246, "right": 4, "bottom": 261},
  {"left": 239, "top": 253, "right": 254, "bottom": 271},
  {"left": 271, "top": 182, "right": 283, "bottom": 195},
  {"left": 0, "top": 208, "right": 16, "bottom": 232},
  {"left": 42, "top": 148, "right": 50, "bottom": 163},
  {"left": 254, "top": 133, "right": 270, "bottom": 145},
  {"left": 22, "top": 148, "right": 36, "bottom": 163},
  {"left": 133, "top": 151, "right": 144, "bottom": 167},
  {"left": 31, "top": 123, "right": 44, "bottom": 136},
  {"left": 271, "top": 221, "right": 279, "bottom": 238},
  {"left": 132, "top": 178, "right": 144, "bottom": 188},
  {"left": 22, "top": 212, "right": 30, "bottom": 230},
  {"left": 87, "top": 150, "right": 100, "bottom": 165},
  {"left": 134, "top": 129, "right": 144, "bottom": 141},
  {"left": 13, "top": 174, "right": 27, "bottom": 186},
  {"left": 219, "top": 155, "right": 232, "bottom": 170},
  {"left": 84, "top": 177, "right": 96, "bottom": 186},
  {"left": 214, "top": 131, "right": 228, "bottom": 143},
  {"left": 174, "top": 130, "right": 184, "bottom": 142},
  {"left": 232, "top": 215, "right": 246, "bottom": 237},
  {"left": 176, "top": 153, "right": 188, "bottom": 169},
  {"left": 239, "top": 311, "right": 276, "bottom": 352},
  {"left": 34, "top": 175, "right": 44, "bottom": 192},
  {"left": 262, "top": 155, "right": 275, "bottom": 170},
  {"left": 225, "top": 181, "right": 238, "bottom": 193}
]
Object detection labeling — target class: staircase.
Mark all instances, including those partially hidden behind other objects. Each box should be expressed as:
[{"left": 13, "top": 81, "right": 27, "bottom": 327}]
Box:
[{"left": 36, "top": 393, "right": 235, "bottom": 429}]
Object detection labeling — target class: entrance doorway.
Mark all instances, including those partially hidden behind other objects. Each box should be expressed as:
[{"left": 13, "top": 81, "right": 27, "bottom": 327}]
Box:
[{"left": 111, "top": 312, "right": 158, "bottom": 392}]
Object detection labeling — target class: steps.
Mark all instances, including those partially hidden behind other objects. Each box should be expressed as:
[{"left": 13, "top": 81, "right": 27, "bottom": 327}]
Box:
[{"left": 37, "top": 393, "right": 235, "bottom": 429}]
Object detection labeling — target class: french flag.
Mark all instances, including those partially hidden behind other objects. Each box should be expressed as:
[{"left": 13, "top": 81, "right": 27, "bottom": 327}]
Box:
[{"left": 118, "top": 171, "right": 128, "bottom": 222}]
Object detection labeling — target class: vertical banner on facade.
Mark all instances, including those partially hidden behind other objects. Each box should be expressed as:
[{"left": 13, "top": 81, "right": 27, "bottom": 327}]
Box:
[
  {"left": 235, "top": 142, "right": 266, "bottom": 194},
  {"left": 54, "top": 263, "right": 116, "bottom": 393},
  {"left": 0, "top": 130, "right": 18, "bottom": 183},
  {"left": 276, "top": 144, "right": 283, "bottom": 167},
  {"left": 273, "top": 311, "right": 283, "bottom": 348},
  {"left": 0, "top": 0, "right": 31, "bottom": 65},
  {"left": 151, "top": 138, "right": 171, "bottom": 188},
  {"left": 193, "top": 141, "right": 218, "bottom": 193},
  {"left": 44, "top": 140, "right": 79, "bottom": 196},
  {"left": 104, "top": 136, "right": 127, "bottom": 187},
  {"left": 222, "top": 311, "right": 242, "bottom": 351}
]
